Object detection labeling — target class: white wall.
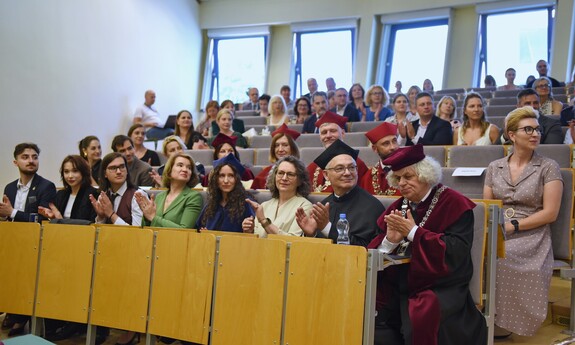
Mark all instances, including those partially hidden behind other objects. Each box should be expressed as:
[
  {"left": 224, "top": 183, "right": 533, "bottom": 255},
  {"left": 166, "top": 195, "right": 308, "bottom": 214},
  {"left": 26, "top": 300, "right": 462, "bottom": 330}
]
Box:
[{"left": 0, "top": 0, "right": 202, "bottom": 188}]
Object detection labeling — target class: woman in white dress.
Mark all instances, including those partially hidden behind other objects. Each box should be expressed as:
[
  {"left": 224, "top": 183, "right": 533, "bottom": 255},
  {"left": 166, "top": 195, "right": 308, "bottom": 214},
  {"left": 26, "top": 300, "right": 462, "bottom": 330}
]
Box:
[{"left": 453, "top": 92, "right": 499, "bottom": 145}]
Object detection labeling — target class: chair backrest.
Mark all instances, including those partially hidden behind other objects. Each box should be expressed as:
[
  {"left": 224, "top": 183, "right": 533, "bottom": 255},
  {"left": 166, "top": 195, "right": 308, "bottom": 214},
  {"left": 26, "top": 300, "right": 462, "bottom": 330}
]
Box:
[
  {"left": 35, "top": 224, "right": 96, "bottom": 323},
  {"left": 255, "top": 148, "right": 272, "bottom": 165},
  {"left": 551, "top": 169, "right": 574, "bottom": 260},
  {"left": 147, "top": 230, "right": 216, "bottom": 343},
  {"left": 296, "top": 134, "right": 322, "bottom": 147},
  {"left": 493, "top": 89, "right": 521, "bottom": 98},
  {"left": 344, "top": 132, "right": 369, "bottom": 147},
  {"left": 489, "top": 116, "right": 506, "bottom": 130},
  {"left": 300, "top": 147, "right": 325, "bottom": 166},
  {"left": 0, "top": 222, "right": 41, "bottom": 316},
  {"left": 186, "top": 149, "right": 215, "bottom": 167},
  {"left": 424, "top": 146, "right": 446, "bottom": 166},
  {"left": 91, "top": 226, "right": 154, "bottom": 332},
  {"left": 485, "top": 105, "right": 516, "bottom": 117},
  {"left": 441, "top": 168, "right": 486, "bottom": 199},
  {"left": 156, "top": 150, "right": 168, "bottom": 165},
  {"left": 211, "top": 237, "right": 286, "bottom": 345},
  {"left": 506, "top": 144, "right": 572, "bottom": 168},
  {"left": 251, "top": 189, "right": 272, "bottom": 204},
  {"left": 349, "top": 121, "right": 384, "bottom": 133},
  {"left": 288, "top": 124, "right": 304, "bottom": 132},
  {"left": 235, "top": 110, "right": 257, "bottom": 117},
  {"left": 236, "top": 148, "right": 255, "bottom": 165},
  {"left": 240, "top": 116, "right": 267, "bottom": 127},
  {"left": 488, "top": 97, "right": 517, "bottom": 106},
  {"left": 250, "top": 135, "right": 272, "bottom": 149},
  {"left": 447, "top": 145, "right": 505, "bottom": 168},
  {"left": 357, "top": 146, "right": 379, "bottom": 168}
]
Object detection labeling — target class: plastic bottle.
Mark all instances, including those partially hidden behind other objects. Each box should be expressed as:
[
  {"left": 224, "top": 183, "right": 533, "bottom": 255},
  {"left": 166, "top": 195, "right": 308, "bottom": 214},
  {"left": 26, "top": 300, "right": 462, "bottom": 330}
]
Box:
[{"left": 336, "top": 213, "right": 350, "bottom": 245}]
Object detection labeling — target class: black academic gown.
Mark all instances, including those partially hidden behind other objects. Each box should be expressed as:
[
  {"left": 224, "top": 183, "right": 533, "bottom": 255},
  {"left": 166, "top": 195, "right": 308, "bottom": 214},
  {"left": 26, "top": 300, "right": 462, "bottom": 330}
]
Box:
[{"left": 318, "top": 185, "right": 384, "bottom": 247}]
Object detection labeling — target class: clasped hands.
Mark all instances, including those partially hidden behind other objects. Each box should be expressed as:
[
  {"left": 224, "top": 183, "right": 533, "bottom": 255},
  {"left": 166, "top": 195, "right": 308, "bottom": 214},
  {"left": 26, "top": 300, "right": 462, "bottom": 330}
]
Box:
[
  {"left": 384, "top": 209, "right": 416, "bottom": 243},
  {"left": 295, "top": 202, "right": 330, "bottom": 237}
]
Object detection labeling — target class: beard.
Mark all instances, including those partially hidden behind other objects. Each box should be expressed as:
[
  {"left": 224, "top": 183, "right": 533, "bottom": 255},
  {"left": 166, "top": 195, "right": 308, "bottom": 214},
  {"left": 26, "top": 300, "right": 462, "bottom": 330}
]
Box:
[{"left": 19, "top": 166, "right": 38, "bottom": 176}]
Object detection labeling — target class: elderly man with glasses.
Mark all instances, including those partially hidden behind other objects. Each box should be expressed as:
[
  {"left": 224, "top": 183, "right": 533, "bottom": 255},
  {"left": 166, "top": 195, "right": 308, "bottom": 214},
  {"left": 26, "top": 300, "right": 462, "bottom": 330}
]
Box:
[{"left": 296, "top": 139, "right": 383, "bottom": 247}]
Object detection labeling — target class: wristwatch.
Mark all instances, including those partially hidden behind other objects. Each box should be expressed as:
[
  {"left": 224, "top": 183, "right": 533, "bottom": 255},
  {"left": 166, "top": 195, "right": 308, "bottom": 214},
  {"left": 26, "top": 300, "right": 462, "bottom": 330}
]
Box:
[
  {"left": 259, "top": 218, "right": 272, "bottom": 228},
  {"left": 510, "top": 219, "right": 519, "bottom": 234}
]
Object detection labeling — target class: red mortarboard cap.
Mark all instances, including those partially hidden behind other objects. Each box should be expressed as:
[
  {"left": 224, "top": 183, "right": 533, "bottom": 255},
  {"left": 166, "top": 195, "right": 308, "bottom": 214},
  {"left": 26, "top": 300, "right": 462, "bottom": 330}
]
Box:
[
  {"left": 313, "top": 139, "right": 359, "bottom": 169},
  {"left": 272, "top": 123, "right": 301, "bottom": 140},
  {"left": 382, "top": 144, "right": 425, "bottom": 171},
  {"left": 314, "top": 111, "right": 348, "bottom": 130},
  {"left": 211, "top": 133, "right": 238, "bottom": 149},
  {"left": 365, "top": 122, "right": 397, "bottom": 144}
]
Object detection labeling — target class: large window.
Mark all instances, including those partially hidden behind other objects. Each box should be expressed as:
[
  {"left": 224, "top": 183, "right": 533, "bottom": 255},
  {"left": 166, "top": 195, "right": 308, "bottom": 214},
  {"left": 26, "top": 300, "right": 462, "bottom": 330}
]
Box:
[
  {"left": 382, "top": 19, "right": 449, "bottom": 91},
  {"left": 292, "top": 23, "right": 355, "bottom": 98},
  {"left": 477, "top": 7, "right": 554, "bottom": 88}
]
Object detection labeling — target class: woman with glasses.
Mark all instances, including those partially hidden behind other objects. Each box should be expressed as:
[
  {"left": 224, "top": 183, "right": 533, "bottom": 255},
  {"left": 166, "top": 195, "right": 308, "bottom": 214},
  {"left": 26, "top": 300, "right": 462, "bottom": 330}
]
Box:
[
  {"left": 533, "top": 76, "right": 563, "bottom": 115},
  {"left": 90, "top": 152, "right": 147, "bottom": 226},
  {"left": 293, "top": 97, "right": 312, "bottom": 124},
  {"left": 196, "top": 154, "right": 255, "bottom": 232},
  {"left": 242, "top": 156, "right": 312, "bottom": 237},
  {"left": 453, "top": 92, "right": 499, "bottom": 145},
  {"left": 484, "top": 106, "right": 563, "bottom": 339},
  {"left": 364, "top": 85, "right": 392, "bottom": 121}
]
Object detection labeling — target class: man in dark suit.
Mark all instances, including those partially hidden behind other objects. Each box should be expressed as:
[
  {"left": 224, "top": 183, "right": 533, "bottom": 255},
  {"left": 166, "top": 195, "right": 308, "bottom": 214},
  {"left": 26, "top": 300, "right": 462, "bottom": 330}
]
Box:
[
  {"left": 331, "top": 87, "right": 360, "bottom": 122},
  {"left": 0, "top": 142, "right": 56, "bottom": 335},
  {"left": 302, "top": 77, "right": 318, "bottom": 101},
  {"left": 302, "top": 91, "right": 329, "bottom": 133},
  {"left": 405, "top": 92, "right": 452, "bottom": 146}
]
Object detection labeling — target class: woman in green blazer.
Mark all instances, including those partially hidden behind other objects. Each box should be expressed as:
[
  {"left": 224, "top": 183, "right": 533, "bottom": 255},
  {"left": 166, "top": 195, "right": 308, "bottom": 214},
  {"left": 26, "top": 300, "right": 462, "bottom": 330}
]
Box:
[{"left": 136, "top": 152, "right": 203, "bottom": 228}]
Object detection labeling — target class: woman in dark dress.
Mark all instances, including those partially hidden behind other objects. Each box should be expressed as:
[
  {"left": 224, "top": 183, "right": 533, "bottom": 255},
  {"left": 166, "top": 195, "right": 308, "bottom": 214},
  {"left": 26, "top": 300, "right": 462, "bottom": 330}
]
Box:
[
  {"left": 128, "top": 123, "right": 161, "bottom": 166},
  {"left": 79, "top": 135, "right": 102, "bottom": 185}
]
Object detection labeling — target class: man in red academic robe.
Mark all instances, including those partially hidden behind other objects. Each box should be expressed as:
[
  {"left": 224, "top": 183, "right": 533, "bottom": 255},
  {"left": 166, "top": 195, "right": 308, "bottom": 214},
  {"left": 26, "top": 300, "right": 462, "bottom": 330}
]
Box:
[
  {"left": 368, "top": 144, "right": 487, "bottom": 345},
  {"left": 306, "top": 111, "right": 367, "bottom": 193},
  {"left": 360, "top": 122, "right": 401, "bottom": 196}
]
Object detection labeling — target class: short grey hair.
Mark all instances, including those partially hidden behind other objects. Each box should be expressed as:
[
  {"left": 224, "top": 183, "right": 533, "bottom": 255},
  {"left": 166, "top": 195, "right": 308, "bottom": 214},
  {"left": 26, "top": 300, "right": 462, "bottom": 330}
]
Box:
[{"left": 386, "top": 157, "right": 442, "bottom": 188}]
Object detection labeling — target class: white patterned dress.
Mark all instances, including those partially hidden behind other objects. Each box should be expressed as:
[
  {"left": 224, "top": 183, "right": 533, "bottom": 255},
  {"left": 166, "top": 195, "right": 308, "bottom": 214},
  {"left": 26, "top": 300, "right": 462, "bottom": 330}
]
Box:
[{"left": 485, "top": 152, "right": 562, "bottom": 336}]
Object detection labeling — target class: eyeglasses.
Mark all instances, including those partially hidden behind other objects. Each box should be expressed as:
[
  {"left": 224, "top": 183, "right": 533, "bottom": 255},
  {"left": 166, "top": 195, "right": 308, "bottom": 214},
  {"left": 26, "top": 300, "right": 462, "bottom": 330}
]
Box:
[
  {"left": 535, "top": 84, "right": 550, "bottom": 89},
  {"left": 325, "top": 165, "right": 357, "bottom": 174},
  {"left": 106, "top": 164, "right": 127, "bottom": 172},
  {"left": 517, "top": 126, "right": 542, "bottom": 135},
  {"left": 371, "top": 91, "right": 383, "bottom": 96},
  {"left": 276, "top": 171, "right": 297, "bottom": 179}
]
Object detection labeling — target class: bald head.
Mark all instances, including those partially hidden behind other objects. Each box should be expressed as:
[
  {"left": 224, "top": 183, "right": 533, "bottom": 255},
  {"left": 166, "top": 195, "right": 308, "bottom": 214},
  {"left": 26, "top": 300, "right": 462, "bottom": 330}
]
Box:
[{"left": 144, "top": 90, "right": 156, "bottom": 106}]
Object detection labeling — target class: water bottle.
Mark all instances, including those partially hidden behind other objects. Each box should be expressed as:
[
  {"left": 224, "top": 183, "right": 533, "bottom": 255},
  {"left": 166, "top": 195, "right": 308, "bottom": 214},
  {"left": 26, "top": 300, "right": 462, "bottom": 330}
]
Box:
[{"left": 336, "top": 213, "right": 350, "bottom": 245}]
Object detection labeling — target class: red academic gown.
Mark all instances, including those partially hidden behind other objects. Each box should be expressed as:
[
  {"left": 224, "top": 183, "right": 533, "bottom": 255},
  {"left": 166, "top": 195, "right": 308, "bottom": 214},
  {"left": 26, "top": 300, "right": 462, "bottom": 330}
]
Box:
[
  {"left": 367, "top": 184, "right": 486, "bottom": 345},
  {"left": 359, "top": 162, "right": 401, "bottom": 196},
  {"left": 250, "top": 165, "right": 272, "bottom": 189},
  {"left": 307, "top": 158, "right": 368, "bottom": 193}
]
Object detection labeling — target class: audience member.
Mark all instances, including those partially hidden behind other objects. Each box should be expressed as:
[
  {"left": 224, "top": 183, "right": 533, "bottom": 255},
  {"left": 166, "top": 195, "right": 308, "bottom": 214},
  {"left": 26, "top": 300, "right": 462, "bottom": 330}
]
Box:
[
  {"left": 306, "top": 112, "right": 368, "bottom": 192},
  {"left": 325, "top": 77, "right": 336, "bottom": 92},
  {"left": 196, "top": 154, "right": 255, "bottom": 232},
  {"left": 132, "top": 90, "right": 174, "bottom": 140},
  {"left": 385, "top": 93, "right": 417, "bottom": 145},
  {"left": 406, "top": 92, "right": 452, "bottom": 145},
  {"left": 360, "top": 123, "right": 401, "bottom": 196},
  {"left": 303, "top": 78, "right": 318, "bottom": 101},
  {"left": 251, "top": 124, "right": 300, "bottom": 189},
  {"left": 526, "top": 60, "right": 563, "bottom": 88},
  {"left": 79, "top": 135, "right": 102, "bottom": 185},
  {"left": 280, "top": 85, "right": 295, "bottom": 113},
  {"left": 453, "top": 92, "right": 499, "bottom": 145},
  {"left": 394, "top": 80, "right": 402, "bottom": 94},
  {"left": 268, "top": 95, "right": 289, "bottom": 126},
  {"left": 38, "top": 155, "right": 97, "bottom": 222},
  {"left": 484, "top": 75, "right": 497, "bottom": 88},
  {"left": 497, "top": 68, "right": 522, "bottom": 91},
  {"left": 208, "top": 109, "right": 248, "bottom": 148},
  {"left": 175, "top": 109, "right": 208, "bottom": 150},
  {"left": 297, "top": 139, "right": 383, "bottom": 246},
  {"left": 406, "top": 85, "right": 422, "bottom": 117},
  {"left": 560, "top": 86, "right": 575, "bottom": 125},
  {"left": 213, "top": 100, "right": 246, "bottom": 135},
  {"left": 435, "top": 95, "right": 460, "bottom": 130},
  {"left": 206, "top": 133, "right": 254, "bottom": 185},
  {"left": 525, "top": 75, "right": 536, "bottom": 88},
  {"left": 0, "top": 143, "right": 57, "bottom": 337},
  {"left": 128, "top": 123, "right": 161, "bottom": 166},
  {"left": 422, "top": 78, "right": 434, "bottom": 93},
  {"left": 327, "top": 90, "right": 336, "bottom": 110},
  {"left": 364, "top": 85, "right": 392, "bottom": 121},
  {"left": 294, "top": 97, "right": 312, "bottom": 124},
  {"left": 368, "top": 144, "right": 487, "bottom": 345},
  {"left": 258, "top": 94, "right": 270, "bottom": 117},
  {"left": 484, "top": 106, "right": 562, "bottom": 338},
  {"left": 302, "top": 92, "right": 329, "bottom": 134},
  {"left": 242, "top": 87, "right": 260, "bottom": 111},
  {"left": 150, "top": 135, "right": 187, "bottom": 187},
  {"left": 533, "top": 76, "right": 563, "bottom": 115},
  {"left": 111, "top": 135, "right": 154, "bottom": 187},
  {"left": 137, "top": 152, "right": 202, "bottom": 228},
  {"left": 197, "top": 100, "right": 219, "bottom": 137},
  {"left": 348, "top": 83, "right": 367, "bottom": 120},
  {"left": 242, "top": 156, "right": 312, "bottom": 237},
  {"left": 331, "top": 87, "right": 359, "bottom": 122}
]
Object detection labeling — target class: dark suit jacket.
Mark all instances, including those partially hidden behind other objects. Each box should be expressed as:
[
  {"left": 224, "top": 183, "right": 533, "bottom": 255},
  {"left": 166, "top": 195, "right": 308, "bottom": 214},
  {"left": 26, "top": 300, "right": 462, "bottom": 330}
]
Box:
[
  {"left": 560, "top": 106, "right": 575, "bottom": 126},
  {"left": 53, "top": 185, "right": 98, "bottom": 221},
  {"left": 302, "top": 114, "right": 318, "bottom": 133},
  {"left": 407, "top": 116, "right": 452, "bottom": 146},
  {"left": 330, "top": 104, "right": 360, "bottom": 122},
  {"left": 212, "top": 118, "right": 246, "bottom": 135},
  {"left": 538, "top": 114, "right": 563, "bottom": 144},
  {"left": 4, "top": 174, "right": 57, "bottom": 222}
]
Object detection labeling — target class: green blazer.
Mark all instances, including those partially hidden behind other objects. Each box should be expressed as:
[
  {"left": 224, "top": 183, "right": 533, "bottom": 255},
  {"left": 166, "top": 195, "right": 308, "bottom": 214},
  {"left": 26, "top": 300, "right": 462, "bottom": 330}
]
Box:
[{"left": 145, "top": 186, "right": 203, "bottom": 229}]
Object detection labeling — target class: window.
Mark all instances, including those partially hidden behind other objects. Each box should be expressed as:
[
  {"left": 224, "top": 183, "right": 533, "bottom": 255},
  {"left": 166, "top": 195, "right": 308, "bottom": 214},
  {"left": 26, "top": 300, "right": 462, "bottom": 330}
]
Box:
[
  {"left": 292, "top": 21, "right": 356, "bottom": 98},
  {"left": 382, "top": 19, "right": 449, "bottom": 91},
  {"left": 202, "top": 26, "right": 270, "bottom": 107},
  {"left": 476, "top": 6, "right": 554, "bottom": 88}
]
